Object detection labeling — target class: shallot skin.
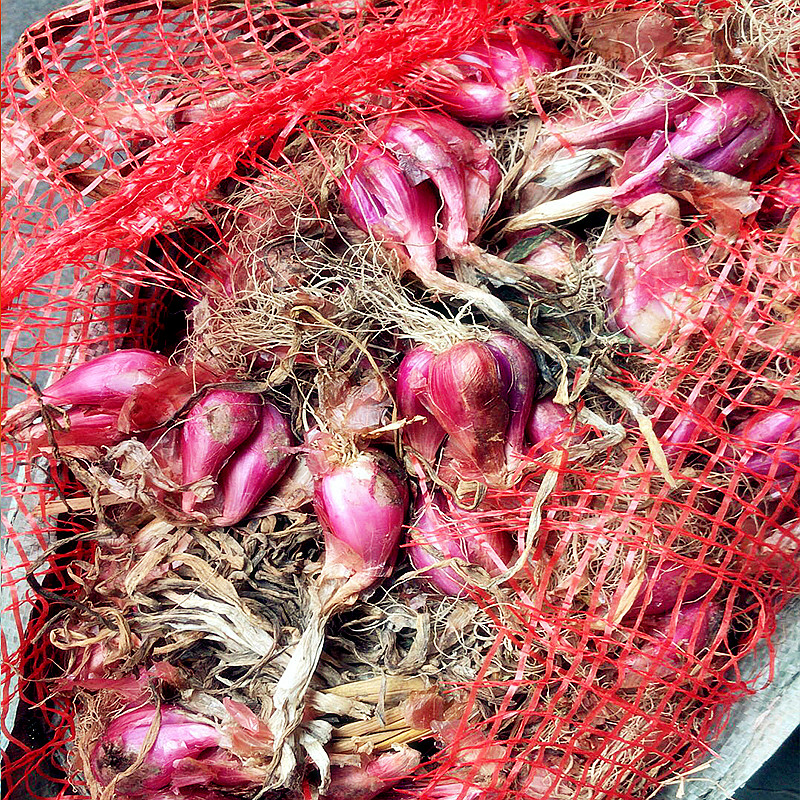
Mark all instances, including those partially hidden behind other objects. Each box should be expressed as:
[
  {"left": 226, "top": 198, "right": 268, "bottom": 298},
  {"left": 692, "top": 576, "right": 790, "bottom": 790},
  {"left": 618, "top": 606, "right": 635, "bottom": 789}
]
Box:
[
  {"left": 396, "top": 345, "right": 447, "bottom": 462},
  {"left": 214, "top": 401, "right": 295, "bottom": 525},
  {"left": 181, "top": 389, "right": 262, "bottom": 512},
  {"left": 91, "top": 706, "right": 221, "bottom": 795},
  {"left": 725, "top": 399, "right": 800, "bottom": 479},
  {"left": 314, "top": 448, "right": 409, "bottom": 592}
]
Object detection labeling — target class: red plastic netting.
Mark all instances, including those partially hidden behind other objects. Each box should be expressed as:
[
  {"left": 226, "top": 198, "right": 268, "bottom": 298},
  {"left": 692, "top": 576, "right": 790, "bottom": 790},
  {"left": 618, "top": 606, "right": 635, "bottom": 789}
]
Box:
[{"left": 2, "top": 0, "right": 799, "bottom": 798}]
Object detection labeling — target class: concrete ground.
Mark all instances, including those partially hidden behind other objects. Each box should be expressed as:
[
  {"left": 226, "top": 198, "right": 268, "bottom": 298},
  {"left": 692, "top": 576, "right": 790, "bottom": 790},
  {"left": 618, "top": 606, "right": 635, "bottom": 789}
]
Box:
[{"left": 2, "top": 2, "right": 798, "bottom": 799}]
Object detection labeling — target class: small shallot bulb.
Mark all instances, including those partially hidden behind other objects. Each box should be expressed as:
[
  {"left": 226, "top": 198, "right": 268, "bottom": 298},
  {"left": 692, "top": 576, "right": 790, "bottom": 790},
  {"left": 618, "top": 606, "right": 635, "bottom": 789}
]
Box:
[
  {"left": 618, "top": 598, "right": 722, "bottom": 689},
  {"left": 314, "top": 447, "right": 409, "bottom": 602},
  {"left": 91, "top": 706, "right": 222, "bottom": 796},
  {"left": 339, "top": 145, "right": 441, "bottom": 280},
  {"left": 181, "top": 390, "right": 262, "bottom": 512},
  {"left": 621, "top": 560, "right": 716, "bottom": 619},
  {"left": 425, "top": 26, "right": 565, "bottom": 123},
  {"left": 486, "top": 332, "right": 537, "bottom": 457},
  {"left": 614, "top": 87, "right": 777, "bottom": 202},
  {"left": 552, "top": 74, "right": 703, "bottom": 149},
  {"left": 526, "top": 398, "right": 573, "bottom": 450},
  {"left": 396, "top": 346, "right": 446, "bottom": 462},
  {"left": 213, "top": 402, "right": 295, "bottom": 525},
  {"left": 724, "top": 399, "right": 800, "bottom": 480},
  {"left": 408, "top": 490, "right": 470, "bottom": 597},
  {"left": 3, "top": 348, "right": 190, "bottom": 434}
]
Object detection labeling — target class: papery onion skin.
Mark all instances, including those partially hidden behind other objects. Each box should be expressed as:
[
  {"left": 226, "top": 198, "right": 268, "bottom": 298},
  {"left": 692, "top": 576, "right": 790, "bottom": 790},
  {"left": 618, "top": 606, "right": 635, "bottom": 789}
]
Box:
[
  {"left": 214, "top": 401, "right": 294, "bottom": 526},
  {"left": 181, "top": 389, "right": 262, "bottom": 512}
]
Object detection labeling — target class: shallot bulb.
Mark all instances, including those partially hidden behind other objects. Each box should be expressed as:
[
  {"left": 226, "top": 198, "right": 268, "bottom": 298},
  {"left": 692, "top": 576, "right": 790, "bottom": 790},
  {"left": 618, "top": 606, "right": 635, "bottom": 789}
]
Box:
[
  {"left": 614, "top": 87, "right": 778, "bottom": 202},
  {"left": 724, "top": 399, "right": 800, "bottom": 480},
  {"left": 501, "top": 227, "right": 586, "bottom": 286},
  {"left": 19, "top": 408, "right": 127, "bottom": 457},
  {"left": 213, "top": 402, "right": 295, "bottom": 526},
  {"left": 485, "top": 332, "right": 537, "bottom": 458},
  {"left": 181, "top": 390, "right": 262, "bottom": 512},
  {"left": 426, "top": 340, "right": 510, "bottom": 484},
  {"left": 90, "top": 705, "right": 265, "bottom": 798},
  {"left": 372, "top": 111, "right": 501, "bottom": 253},
  {"left": 3, "top": 348, "right": 194, "bottom": 434},
  {"left": 621, "top": 560, "right": 716, "bottom": 619},
  {"left": 397, "top": 336, "right": 538, "bottom": 485},
  {"left": 313, "top": 446, "right": 409, "bottom": 603},
  {"left": 267, "top": 440, "right": 409, "bottom": 786},
  {"left": 592, "top": 194, "right": 698, "bottom": 346},
  {"left": 526, "top": 397, "right": 574, "bottom": 450},
  {"left": 550, "top": 74, "right": 704, "bottom": 150},
  {"left": 408, "top": 490, "right": 471, "bottom": 596},
  {"left": 618, "top": 598, "right": 722, "bottom": 689},
  {"left": 396, "top": 346, "right": 447, "bottom": 462},
  {"left": 339, "top": 145, "right": 440, "bottom": 280},
  {"left": 424, "top": 27, "right": 565, "bottom": 123}
]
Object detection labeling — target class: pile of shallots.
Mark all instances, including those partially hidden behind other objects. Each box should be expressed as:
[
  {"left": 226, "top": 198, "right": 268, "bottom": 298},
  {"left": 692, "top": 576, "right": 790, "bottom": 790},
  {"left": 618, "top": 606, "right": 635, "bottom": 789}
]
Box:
[{"left": 3, "top": 5, "right": 799, "bottom": 800}]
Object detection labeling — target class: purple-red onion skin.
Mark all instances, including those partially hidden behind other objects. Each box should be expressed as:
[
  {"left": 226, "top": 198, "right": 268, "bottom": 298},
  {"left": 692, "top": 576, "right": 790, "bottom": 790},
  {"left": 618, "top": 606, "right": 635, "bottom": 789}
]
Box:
[
  {"left": 38, "top": 349, "right": 171, "bottom": 408},
  {"left": 556, "top": 74, "right": 702, "bottom": 149},
  {"left": 619, "top": 599, "right": 722, "bottom": 689},
  {"left": 622, "top": 561, "right": 716, "bottom": 619},
  {"left": 314, "top": 448, "right": 409, "bottom": 591},
  {"left": 408, "top": 492, "right": 469, "bottom": 596},
  {"left": 427, "top": 341, "right": 509, "bottom": 482},
  {"left": 526, "top": 398, "right": 573, "bottom": 450},
  {"left": 593, "top": 194, "right": 695, "bottom": 346},
  {"left": 486, "top": 332, "right": 537, "bottom": 455},
  {"left": 614, "top": 87, "right": 775, "bottom": 201},
  {"left": 397, "top": 346, "right": 447, "bottom": 462},
  {"left": 340, "top": 145, "right": 440, "bottom": 278},
  {"left": 725, "top": 400, "right": 800, "bottom": 479},
  {"left": 181, "top": 390, "right": 262, "bottom": 512},
  {"left": 214, "top": 402, "right": 294, "bottom": 525},
  {"left": 22, "top": 408, "right": 126, "bottom": 453},
  {"left": 427, "top": 27, "right": 565, "bottom": 124},
  {"left": 376, "top": 114, "right": 472, "bottom": 251},
  {"left": 91, "top": 706, "right": 222, "bottom": 795}
]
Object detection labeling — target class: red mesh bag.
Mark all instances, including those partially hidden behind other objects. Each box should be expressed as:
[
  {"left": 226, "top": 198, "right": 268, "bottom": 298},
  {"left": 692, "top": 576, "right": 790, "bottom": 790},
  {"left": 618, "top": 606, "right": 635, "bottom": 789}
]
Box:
[{"left": 2, "top": 0, "right": 799, "bottom": 798}]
